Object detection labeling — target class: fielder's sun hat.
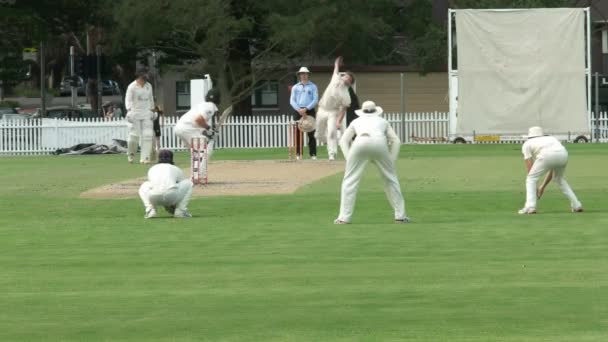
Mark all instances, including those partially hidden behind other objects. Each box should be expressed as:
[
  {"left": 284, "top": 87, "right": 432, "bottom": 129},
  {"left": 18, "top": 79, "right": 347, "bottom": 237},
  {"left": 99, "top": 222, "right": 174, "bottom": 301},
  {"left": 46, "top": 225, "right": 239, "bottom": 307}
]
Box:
[
  {"left": 296, "top": 67, "right": 311, "bottom": 75},
  {"left": 355, "top": 100, "right": 383, "bottom": 116},
  {"left": 527, "top": 126, "right": 544, "bottom": 139},
  {"left": 158, "top": 149, "right": 174, "bottom": 164}
]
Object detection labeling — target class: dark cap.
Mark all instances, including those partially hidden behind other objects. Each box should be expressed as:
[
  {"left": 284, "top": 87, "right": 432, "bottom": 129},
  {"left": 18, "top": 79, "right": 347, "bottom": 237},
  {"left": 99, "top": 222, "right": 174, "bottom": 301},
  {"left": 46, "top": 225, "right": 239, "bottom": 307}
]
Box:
[{"left": 158, "top": 149, "right": 174, "bottom": 164}]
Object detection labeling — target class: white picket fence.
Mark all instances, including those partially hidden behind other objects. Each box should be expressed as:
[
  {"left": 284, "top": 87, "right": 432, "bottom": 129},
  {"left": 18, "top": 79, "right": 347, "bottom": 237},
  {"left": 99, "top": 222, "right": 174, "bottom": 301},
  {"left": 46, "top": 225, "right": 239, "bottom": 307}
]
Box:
[{"left": 2, "top": 112, "right": 608, "bottom": 156}]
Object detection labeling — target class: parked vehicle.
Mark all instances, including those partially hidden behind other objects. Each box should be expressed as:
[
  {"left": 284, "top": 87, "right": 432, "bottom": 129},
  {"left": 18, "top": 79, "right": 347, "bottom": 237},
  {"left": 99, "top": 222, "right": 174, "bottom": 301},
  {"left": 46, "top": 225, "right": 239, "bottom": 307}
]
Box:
[
  {"left": 102, "top": 80, "right": 120, "bottom": 95},
  {"left": 59, "top": 76, "right": 86, "bottom": 96},
  {"left": 0, "top": 106, "right": 19, "bottom": 119},
  {"left": 31, "top": 106, "right": 95, "bottom": 119}
]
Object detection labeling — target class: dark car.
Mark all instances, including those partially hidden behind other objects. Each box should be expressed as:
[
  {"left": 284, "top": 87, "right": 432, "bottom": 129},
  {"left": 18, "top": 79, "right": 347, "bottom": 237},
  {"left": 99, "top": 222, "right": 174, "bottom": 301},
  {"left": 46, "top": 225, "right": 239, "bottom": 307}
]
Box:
[
  {"left": 31, "top": 106, "right": 95, "bottom": 119},
  {"left": 59, "top": 76, "right": 86, "bottom": 96},
  {"left": 102, "top": 80, "right": 120, "bottom": 95}
]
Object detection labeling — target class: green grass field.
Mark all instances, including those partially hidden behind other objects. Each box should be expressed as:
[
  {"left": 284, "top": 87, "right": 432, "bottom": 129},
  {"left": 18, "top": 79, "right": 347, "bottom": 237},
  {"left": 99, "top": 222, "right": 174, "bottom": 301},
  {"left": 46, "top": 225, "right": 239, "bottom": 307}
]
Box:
[{"left": 1, "top": 144, "right": 607, "bottom": 341}]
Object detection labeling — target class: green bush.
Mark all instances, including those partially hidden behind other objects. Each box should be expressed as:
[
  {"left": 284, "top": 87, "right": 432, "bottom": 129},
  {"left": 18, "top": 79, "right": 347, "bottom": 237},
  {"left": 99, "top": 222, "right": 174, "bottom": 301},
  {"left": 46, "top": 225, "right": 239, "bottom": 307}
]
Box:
[
  {"left": 11, "top": 84, "right": 58, "bottom": 98},
  {"left": 0, "top": 100, "right": 20, "bottom": 108}
]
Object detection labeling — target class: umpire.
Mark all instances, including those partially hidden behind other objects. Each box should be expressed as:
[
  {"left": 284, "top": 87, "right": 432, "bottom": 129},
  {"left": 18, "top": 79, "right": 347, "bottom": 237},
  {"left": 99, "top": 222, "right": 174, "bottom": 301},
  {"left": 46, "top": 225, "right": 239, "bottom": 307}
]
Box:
[{"left": 289, "top": 67, "right": 318, "bottom": 160}]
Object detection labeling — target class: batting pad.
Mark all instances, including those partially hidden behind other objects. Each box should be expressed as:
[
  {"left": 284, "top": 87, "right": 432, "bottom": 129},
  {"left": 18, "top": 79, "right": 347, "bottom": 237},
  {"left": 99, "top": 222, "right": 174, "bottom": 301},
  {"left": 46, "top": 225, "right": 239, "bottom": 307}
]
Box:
[{"left": 455, "top": 9, "right": 588, "bottom": 135}]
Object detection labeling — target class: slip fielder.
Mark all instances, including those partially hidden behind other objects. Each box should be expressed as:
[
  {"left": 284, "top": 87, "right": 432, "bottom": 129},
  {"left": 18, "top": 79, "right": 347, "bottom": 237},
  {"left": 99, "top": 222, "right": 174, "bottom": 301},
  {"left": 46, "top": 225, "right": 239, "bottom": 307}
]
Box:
[{"left": 334, "top": 101, "right": 410, "bottom": 224}]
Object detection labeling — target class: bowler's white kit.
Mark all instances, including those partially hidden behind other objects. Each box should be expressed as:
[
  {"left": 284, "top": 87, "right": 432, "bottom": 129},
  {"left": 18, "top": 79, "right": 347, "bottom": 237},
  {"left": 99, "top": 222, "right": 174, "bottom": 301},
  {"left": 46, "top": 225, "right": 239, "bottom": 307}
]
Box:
[
  {"left": 139, "top": 163, "right": 193, "bottom": 216},
  {"left": 174, "top": 101, "right": 218, "bottom": 158},
  {"left": 521, "top": 136, "right": 581, "bottom": 210},
  {"left": 125, "top": 81, "right": 156, "bottom": 163},
  {"left": 336, "top": 109, "right": 407, "bottom": 223},
  {"left": 316, "top": 71, "right": 351, "bottom": 159}
]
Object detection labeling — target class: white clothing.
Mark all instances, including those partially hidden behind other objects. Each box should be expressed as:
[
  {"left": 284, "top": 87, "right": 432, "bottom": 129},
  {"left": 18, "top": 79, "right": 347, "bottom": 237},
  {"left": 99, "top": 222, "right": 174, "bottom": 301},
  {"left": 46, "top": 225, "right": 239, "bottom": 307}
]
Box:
[
  {"left": 522, "top": 135, "right": 566, "bottom": 160},
  {"left": 318, "top": 72, "right": 351, "bottom": 110},
  {"left": 521, "top": 136, "right": 581, "bottom": 209},
  {"left": 128, "top": 119, "right": 154, "bottom": 163},
  {"left": 125, "top": 81, "right": 155, "bottom": 120},
  {"left": 139, "top": 163, "right": 193, "bottom": 214},
  {"left": 316, "top": 72, "right": 351, "bottom": 158},
  {"left": 336, "top": 114, "right": 406, "bottom": 223},
  {"left": 174, "top": 101, "right": 218, "bottom": 159},
  {"left": 125, "top": 81, "right": 155, "bottom": 162},
  {"left": 315, "top": 108, "right": 343, "bottom": 157},
  {"left": 175, "top": 101, "right": 218, "bottom": 131}
]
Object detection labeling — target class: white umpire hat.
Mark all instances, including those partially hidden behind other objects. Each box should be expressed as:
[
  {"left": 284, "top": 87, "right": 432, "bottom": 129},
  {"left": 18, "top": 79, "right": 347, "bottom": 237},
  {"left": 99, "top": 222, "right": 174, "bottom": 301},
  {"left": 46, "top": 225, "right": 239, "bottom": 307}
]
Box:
[{"left": 296, "top": 66, "right": 311, "bottom": 75}]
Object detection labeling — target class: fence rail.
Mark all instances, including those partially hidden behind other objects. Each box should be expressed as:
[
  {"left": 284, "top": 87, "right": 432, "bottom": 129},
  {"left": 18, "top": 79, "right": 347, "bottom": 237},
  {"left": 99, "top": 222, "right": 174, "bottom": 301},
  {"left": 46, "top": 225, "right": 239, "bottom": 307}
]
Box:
[{"left": 2, "top": 112, "right": 608, "bottom": 156}]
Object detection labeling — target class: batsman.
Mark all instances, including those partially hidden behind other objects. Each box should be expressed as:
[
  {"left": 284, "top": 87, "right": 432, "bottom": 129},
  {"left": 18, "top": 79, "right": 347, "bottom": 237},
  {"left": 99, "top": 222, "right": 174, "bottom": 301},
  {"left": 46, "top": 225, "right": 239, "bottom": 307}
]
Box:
[{"left": 174, "top": 87, "right": 221, "bottom": 157}]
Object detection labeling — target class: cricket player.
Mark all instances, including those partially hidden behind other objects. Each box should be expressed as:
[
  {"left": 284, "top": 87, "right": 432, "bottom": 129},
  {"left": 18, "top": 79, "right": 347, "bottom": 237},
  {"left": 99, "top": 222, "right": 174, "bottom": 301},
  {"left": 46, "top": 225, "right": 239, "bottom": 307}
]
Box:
[
  {"left": 174, "top": 88, "right": 220, "bottom": 159},
  {"left": 334, "top": 100, "right": 409, "bottom": 224},
  {"left": 518, "top": 126, "right": 583, "bottom": 214},
  {"left": 138, "top": 149, "right": 193, "bottom": 219},
  {"left": 316, "top": 56, "right": 353, "bottom": 161},
  {"left": 125, "top": 69, "right": 157, "bottom": 164}
]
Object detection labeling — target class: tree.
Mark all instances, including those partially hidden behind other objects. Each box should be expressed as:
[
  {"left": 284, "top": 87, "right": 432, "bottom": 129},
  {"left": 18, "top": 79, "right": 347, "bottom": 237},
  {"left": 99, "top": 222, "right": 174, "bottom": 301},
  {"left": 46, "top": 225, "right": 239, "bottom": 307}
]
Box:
[
  {"left": 0, "top": 0, "right": 113, "bottom": 114},
  {"left": 447, "top": 0, "right": 570, "bottom": 8},
  {"left": 110, "top": 0, "right": 403, "bottom": 113}
]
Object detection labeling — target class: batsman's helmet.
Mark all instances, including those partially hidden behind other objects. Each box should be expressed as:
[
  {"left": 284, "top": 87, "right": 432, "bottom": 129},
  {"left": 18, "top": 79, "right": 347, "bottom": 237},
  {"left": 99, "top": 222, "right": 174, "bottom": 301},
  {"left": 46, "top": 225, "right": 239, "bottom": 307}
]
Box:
[
  {"left": 158, "top": 149, "right": 174, "bottom": 165},
  {"left": 205, "top": 87, "right": 221, "bottom": 105}
]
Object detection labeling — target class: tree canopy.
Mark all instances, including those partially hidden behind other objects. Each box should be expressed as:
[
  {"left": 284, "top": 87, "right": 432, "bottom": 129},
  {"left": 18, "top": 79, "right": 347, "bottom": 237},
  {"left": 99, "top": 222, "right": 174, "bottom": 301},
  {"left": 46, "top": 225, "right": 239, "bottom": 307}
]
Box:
[{"left": 1, "top": 0, "right": 593, "bottom": 109}]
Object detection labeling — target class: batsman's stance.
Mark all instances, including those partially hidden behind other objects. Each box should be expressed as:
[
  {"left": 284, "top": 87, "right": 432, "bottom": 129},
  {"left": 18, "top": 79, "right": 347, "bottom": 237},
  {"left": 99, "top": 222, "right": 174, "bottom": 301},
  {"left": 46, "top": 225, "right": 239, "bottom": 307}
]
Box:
[
  {"left": 138, "top": 149, "right": 193, "bottom": 219},
  {"left": 174, "top": 88, "right": 221, "bottom": 157},
  {"left": 334, "top": 101, "right": 410, "bottom": 224},
  {"left": 518, "top": 126, "right": 583, "bottom": 214}
]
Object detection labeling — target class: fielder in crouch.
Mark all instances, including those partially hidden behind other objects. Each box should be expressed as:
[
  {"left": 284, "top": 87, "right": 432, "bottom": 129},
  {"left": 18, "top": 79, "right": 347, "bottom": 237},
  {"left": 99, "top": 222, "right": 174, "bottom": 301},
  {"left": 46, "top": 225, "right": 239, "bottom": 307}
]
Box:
[
  {"left": 518, "top": 126, "right": 583, "bottom": 214},
  {"left": 139, "top": 149, "right": 193, "bottom": 219},
  {"left": 316, "top": 56, "right": 353, "bottom": 161},
  {"left": 334, "top": 101, "right": 409, "bottom": 224},
  {"left": 125, "top": 69, "right": 157, "bottom": 164}
]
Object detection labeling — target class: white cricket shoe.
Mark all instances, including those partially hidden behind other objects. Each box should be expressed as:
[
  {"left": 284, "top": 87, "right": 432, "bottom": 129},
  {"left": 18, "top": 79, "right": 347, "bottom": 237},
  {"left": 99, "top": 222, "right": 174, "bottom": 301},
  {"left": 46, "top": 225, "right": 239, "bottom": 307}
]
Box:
[
  {"left": 311, "top": 156, "right": 317, "bottom": 160},
  {"left": 334, "top": 218, "right": 349, "bottom": 224},
  {"left": 144, "top": 207, "right": 157, "bottom": 219},
  {"left": 395, "top": 217, "right": 411, "bottom": 224},
  {"left": 328, "top": 153, "right": 336, "bottom": 161},
  {"left": 128, "top": 154, "right": 134, "bottom": 163},
  {"left": 572, "top": 207, "right": 584, "bottom": 213},
  {"left": 174, "top": 209, "right": 192, "bottom": 218},
  {"left": 518, "top": 207, "right": 537, "bottom": 215}
]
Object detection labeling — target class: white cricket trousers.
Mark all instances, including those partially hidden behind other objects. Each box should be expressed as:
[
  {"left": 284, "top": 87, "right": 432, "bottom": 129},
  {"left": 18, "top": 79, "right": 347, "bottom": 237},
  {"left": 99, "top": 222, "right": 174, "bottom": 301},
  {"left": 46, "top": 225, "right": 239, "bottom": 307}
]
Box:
[
  {"left": 337, "top": 136, "right": 406, "bottom": 222},
  {"left": 315, "top": 108, "right": 339, "bottom": 157},
  {"left": 128, "top": 119, "right": 154, "bottom": 162},
  {"left": 525, "top": 150, "right": 582, "bottom": 209},
  {"left": 139, "top": 179, "right": 194, "bottom": 212},
  {"left": 174, "top": 126, "right": 215, "bottom": 159}
]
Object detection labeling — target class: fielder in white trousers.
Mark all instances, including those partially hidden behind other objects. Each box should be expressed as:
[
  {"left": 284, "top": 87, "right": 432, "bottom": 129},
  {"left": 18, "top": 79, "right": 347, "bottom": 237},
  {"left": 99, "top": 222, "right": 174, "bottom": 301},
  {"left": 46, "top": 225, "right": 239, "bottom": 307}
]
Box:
[
  {"left": 125, "top": 73, "right": 156, "bottom": 164},
  {"left": 316, "top": 56, "right": 353, "bottom": 160},
  {"left": 519, "top": 126, "right": 583, "bottom": 214},
  {"left": 335, "top": 101, "right": 409, "bottom": 224},
  {"left": 139, "top": 150, "right": 194, "bottom": 219}
]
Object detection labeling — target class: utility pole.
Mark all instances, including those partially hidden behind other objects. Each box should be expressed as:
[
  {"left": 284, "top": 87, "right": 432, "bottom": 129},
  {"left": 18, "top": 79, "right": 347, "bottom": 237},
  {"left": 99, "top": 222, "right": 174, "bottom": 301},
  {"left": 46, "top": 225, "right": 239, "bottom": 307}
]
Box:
[
  {"left": 40, "top": 41, "right": 46, "bottom": 118},
  {"left": 97, "top": 44, "right": 102, "bottom": 116},
  {"left": 70, "top": 46, "right": 77, "bottom": 107}
]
